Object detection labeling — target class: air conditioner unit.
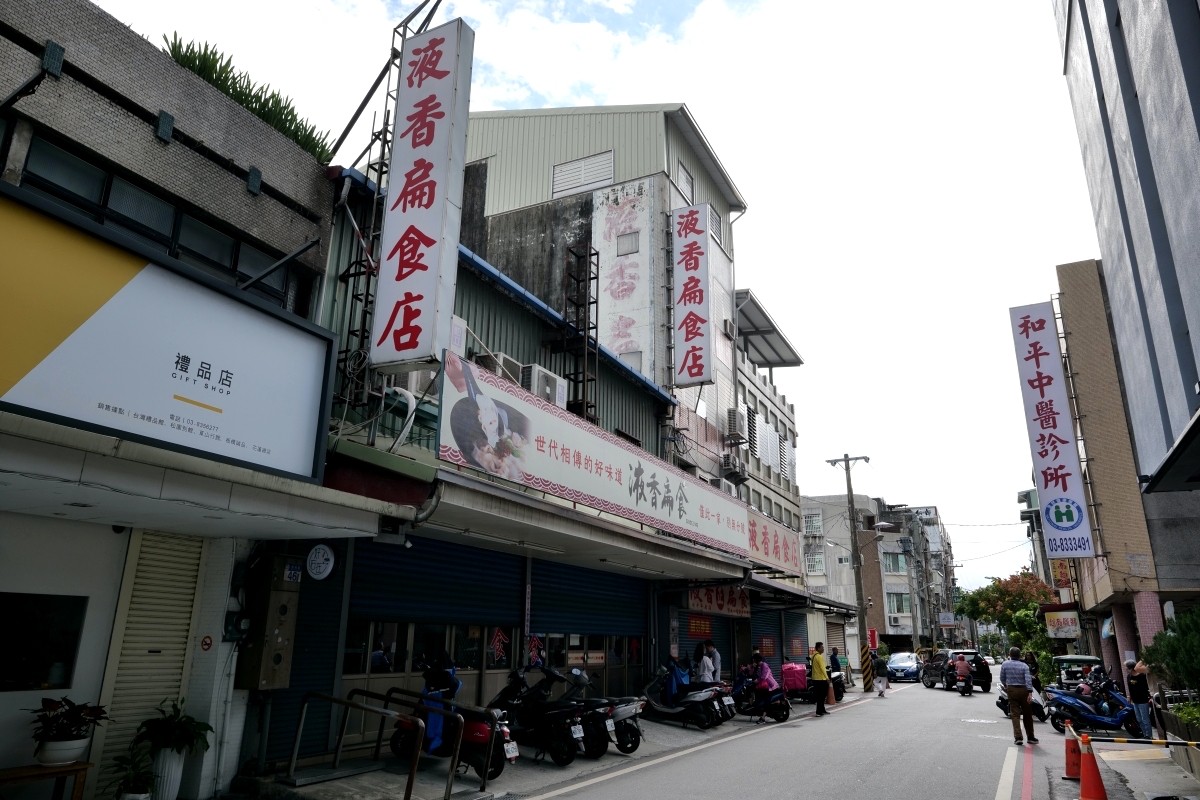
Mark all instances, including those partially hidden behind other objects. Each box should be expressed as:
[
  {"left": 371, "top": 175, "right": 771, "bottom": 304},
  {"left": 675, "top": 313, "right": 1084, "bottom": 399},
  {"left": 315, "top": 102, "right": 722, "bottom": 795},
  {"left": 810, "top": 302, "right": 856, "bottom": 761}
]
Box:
[
  {"left": 708, "top": 477, "right": 737, "bottom": 496},
  {"left": 449, "top": 315, "right": 468, "bottom": 359},
  {"left": 520, "top": 364, "right": 567, "bottom": 409},
  {"left": 396, "top": 369, "right": 438, "bottom": 396},
  {"left": 725, "top": 407, "right": 748, "bottom": 445},
  {"left": 722, "top": 318, "right": 737, "bottom": 340},
  {"left": 889, "top": 615, "right": 901, "bottom": 627},
  {"left": 474, "top": 351, "right": 523, "bottom": 383}
]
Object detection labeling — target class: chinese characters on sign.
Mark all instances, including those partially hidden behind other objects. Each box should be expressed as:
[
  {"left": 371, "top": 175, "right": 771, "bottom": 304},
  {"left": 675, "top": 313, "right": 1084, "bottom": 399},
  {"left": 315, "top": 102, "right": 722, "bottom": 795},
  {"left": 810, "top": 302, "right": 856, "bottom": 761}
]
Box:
[
  {"left": 747, "top": 510, "right": 802, "bottom": 577},
  {"left": 370, "top": 19, "right": 475, "bottom": 371},
  {"left": 671, "top": 205, "right": 713, "bottom": 386},
  {"left": 1010, "top": 302, "right": 1095, "bottom": 558},
  {"left": 1045, "top": 610, "right": 1080, "bottom": 639},
  {"left": 1050, "top": 558, "right": 1072, "bottom": 589},
  {"left": 687, "top": 585, "right": 751, "bottom": 618}
]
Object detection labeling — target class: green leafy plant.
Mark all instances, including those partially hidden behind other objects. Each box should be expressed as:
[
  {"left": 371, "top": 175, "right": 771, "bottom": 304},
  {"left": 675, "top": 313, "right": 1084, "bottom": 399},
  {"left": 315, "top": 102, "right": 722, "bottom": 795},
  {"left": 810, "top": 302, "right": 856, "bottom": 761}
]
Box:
[
  {"left": 1143, "top": 608, "right": 1200, "bottom": 690},
  {"left": 161, "top": 34, "right": 333, "bottom": 163},
  {"left": 1171, "top": 702, "right": 1200, "bottom": 727},
  {"left": 133, "top": 699, "right": 213, "bottom": 756},
  {"left": 26, "top": 697, "right": 109, "bottom": 742},
  {"left": 103, "top": 743, "right": 156, "bottom": 797},
  {"left": 875, "top": 642, "right": 890, "bottom": 659}
]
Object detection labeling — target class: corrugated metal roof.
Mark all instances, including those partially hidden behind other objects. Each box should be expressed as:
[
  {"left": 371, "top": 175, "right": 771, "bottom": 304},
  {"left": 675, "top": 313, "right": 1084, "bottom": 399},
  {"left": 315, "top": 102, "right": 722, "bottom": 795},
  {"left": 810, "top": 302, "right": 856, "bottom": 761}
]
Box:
[
  {"left": 467, "top": 103, "right": 745, "bottom": 215},
  {"left": 735, "top": 289, "right": 804, "bottom": 368}
]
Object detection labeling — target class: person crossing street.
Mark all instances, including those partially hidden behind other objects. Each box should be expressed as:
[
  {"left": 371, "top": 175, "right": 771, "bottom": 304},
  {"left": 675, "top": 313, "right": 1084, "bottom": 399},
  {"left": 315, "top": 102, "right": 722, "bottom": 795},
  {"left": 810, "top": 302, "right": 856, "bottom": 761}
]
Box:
[
  {"left": 871, "top": 650, "right": 889, "bottom": 697},
  {"left": 1000, "top": 646, "right": 1038, "bottom": 745}
]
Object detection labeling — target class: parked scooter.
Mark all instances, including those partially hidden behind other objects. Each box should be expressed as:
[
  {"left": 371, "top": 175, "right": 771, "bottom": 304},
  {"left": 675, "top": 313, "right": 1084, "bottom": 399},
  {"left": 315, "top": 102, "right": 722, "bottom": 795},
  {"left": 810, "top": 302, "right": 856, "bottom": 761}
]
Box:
[
  {"left": 556, "top": 668, "right": 645, "bottom": 757},
  {"left": 488, "top": 667, "right": 586, "bottom": 766},
  {"left": 731, "top": 665, "right": 792, "bottom": 722},
  {"left": 996, "top": 689, "right": 1049, "bottom": 722},
  {"left": 388, "top": 654, "right": 517, "bottom": 780},
  {"left": 641, "top": 659, "right": 724, "bottom": 729},
  {"left": 1045, "top": 672, "right": 1140, "bottom": 736}
]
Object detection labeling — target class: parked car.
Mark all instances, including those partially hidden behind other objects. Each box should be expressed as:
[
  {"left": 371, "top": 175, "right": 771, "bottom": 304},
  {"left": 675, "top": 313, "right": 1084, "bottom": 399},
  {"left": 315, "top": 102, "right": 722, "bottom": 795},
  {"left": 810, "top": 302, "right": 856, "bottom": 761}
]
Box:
[
  {"left": 983, "top": 656, "right": 996, "bottom": 666},
  {"left": 886, "top": 652, "right": 921, "bottom": 682},
  {"left": 920, "top": 649, "right": 992, "bottom": 693}
]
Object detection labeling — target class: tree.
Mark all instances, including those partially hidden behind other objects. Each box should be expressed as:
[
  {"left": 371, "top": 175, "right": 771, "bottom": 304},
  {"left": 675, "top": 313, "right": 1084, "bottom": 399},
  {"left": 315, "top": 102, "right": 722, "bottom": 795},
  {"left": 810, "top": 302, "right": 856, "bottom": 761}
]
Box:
[
  {"left": 1143, "top": 608, "right": 1200, "bottom": 689},
  {"left": 956, "top": 571, "right": 1055, "bottom": 632}
]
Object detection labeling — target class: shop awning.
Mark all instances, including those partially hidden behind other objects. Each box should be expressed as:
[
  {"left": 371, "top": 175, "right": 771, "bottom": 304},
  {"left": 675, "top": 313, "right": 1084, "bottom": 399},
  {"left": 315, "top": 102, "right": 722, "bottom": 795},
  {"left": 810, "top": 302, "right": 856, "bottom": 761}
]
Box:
[
  {"left": 734, "top": 289, "right": 804, "bottom": 369},
  {"left": 1142, "top": 407, "right": 1200, "bottom": 492},
  {"left": 747, "top": 573, "right": 856, "bottom": 614}
]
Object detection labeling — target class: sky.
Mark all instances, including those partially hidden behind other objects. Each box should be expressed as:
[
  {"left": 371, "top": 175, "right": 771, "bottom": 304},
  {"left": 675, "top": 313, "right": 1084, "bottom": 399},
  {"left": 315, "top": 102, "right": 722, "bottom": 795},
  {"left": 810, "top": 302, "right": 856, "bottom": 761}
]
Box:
[{"left": 94, "top": 0, "right": 1101, "bottom": 589}]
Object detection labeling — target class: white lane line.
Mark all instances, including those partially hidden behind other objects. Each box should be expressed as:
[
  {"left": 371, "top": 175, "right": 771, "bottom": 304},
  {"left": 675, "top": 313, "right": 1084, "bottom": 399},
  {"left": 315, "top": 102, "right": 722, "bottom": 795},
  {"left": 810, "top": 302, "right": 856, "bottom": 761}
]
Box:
[
  {"left": 519, "top": 695, "right": 878, "bottom": 800},
  {"left": 994, "top": 746, "right": 1018, "bottom": 800}
]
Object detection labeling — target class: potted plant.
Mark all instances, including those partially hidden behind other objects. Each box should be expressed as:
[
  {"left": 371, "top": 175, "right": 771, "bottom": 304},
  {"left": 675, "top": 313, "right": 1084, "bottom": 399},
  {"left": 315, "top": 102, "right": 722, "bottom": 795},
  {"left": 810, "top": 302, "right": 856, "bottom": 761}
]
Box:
[
  {"left": 133, "top": 699, "right": 213, "bottom": 800},
  {"left": 103, "top": 744, "right": 157, "bottom": 800},
  {"left": 27, "top": 697, "right": 109, "bottom": 766}
]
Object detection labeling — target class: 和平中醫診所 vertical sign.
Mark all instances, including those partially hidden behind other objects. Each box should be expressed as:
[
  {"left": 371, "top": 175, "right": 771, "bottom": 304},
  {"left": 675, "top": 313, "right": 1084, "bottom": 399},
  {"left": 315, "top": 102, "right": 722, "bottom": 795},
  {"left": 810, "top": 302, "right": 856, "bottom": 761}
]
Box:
[
  {"left": 672, "top": 205, "right": 713, "bottom": 387},
  {"left": 1009, "top": 302, "right": 1095, "bottom": 558},
  {"left": 371, "top": 19, "right": 474, "bottom": 372}
]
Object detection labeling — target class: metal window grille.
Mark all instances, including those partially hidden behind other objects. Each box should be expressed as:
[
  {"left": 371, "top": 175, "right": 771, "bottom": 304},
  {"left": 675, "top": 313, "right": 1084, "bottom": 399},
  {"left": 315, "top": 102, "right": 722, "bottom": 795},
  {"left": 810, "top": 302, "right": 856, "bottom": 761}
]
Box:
[
  {"left": 677, "top": 161, "right": 693, "bottom": 202},
  {"left": 616, "top": 230, "right": 639, "bottom": 256},
  {"left": 709, "top": 205, "right": 722, "bottom": 245},
  {"left": 552, "top": 150, "right": 614, "bottom": 198},
  {"left": 802, "top": 512, "right": 822, "bottom": 537}
]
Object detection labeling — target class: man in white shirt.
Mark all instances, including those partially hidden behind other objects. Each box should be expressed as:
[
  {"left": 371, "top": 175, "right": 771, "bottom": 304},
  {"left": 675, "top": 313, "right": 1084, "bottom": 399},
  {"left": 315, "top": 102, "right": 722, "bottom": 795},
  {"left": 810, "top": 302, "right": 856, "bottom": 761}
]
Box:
[{"left": 705, "top": 639, "right": 722, "bottom": 681}]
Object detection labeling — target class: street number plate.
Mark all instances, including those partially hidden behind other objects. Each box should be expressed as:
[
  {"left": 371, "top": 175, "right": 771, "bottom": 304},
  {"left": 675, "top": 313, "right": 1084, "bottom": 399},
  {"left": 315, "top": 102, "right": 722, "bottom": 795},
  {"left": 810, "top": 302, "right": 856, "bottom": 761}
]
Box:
[
  {"left": 503, "top": 742, "right": 519, "bottom": 758},
  {"left": 571, "top": 725, "right": 585, "bottom": 739},
  {"left": 722, "top": 696, "right": 735, "bottom": 705}
]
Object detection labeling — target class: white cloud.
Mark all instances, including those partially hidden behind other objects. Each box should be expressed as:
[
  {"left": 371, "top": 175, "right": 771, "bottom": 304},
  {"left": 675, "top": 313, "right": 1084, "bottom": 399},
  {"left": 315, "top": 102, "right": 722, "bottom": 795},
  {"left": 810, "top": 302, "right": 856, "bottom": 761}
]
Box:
[{"left": 93, "top": 0, "right": 1099, "bottom": 589}]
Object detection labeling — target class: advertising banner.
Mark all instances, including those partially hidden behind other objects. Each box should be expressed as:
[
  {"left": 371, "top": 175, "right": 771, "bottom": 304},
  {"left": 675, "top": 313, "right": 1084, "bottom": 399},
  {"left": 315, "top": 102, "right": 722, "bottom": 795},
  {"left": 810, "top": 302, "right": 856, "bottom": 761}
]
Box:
[
  {"left": 1009, "top": 302, "right": 1095, "bottom": 558},
  {"left": 671, "top": 204, "right": 713, "bottom": 386},
  {"left": 0, "top": 196, "right": 331, "bottom": 480},
  {"left": 1051, "top": 558, "right": 1072, "bottom": 589},
  {"left": 595, "top": 181, "right": 654, "bottom": 377},
  {"left": 687, "top": 615, "right": 712, "bottom": 638},
  {"left": 687, "top": 585, "right": 750, "bottom": 618},
  {"left": 371, "top": 19, "right": 474, "bottom": 372},
  {"left": 437, "top": 352, "right": 749, "bottom": 555},
  {"left": 747, "top": 510, "right": 802, "bottom": 577},
  {"left": 1046, "top": 610, "right": 1080, "bottom": 639},
  {"left": 867, "top": 628, "right": 878, "bottom": 649},
  {"left": 938, "top": 612, "right": 956, "bottom": 628}
]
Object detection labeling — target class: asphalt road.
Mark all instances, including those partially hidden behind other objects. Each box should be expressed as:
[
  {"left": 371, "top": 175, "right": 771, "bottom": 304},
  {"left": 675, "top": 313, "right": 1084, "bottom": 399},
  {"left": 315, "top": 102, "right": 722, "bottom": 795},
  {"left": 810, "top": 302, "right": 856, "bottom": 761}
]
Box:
[{"left": 512, "top": 680, "right": 1060, "bottom": 800}]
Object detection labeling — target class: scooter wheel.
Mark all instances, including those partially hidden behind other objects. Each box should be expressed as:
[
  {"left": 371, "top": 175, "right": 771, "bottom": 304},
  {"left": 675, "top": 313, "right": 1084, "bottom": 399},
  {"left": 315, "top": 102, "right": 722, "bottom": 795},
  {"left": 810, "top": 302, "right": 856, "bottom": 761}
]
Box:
[
  {"left": 389, "top": 728, "right": 416, "bottom": 760},
  {"left": 1125, "top": 718, "right": 1142, "bottom": 737},
  {"left": 549, "top": 740, "right": 576, "bottom": 767},
  {"left": 770, "top": 706, "right": 790, "bottom": 723},
  {"left": 472, "top": 748, "right": 506, "bottom": 781},
  {"left": 1050, "top": 714, "right": 1067, "bottom": 734},
  {"left": 615, "top": 727, "right": 640, "bottom": 754},
  {"left": 834, "top": 685, "right": 845, "bottom": 702},
  {"left": 582, "top": 735, "right": 609, "bottom": 759},
  {"left": 694, "top": 708, "right": 714, "bottom": 729}
]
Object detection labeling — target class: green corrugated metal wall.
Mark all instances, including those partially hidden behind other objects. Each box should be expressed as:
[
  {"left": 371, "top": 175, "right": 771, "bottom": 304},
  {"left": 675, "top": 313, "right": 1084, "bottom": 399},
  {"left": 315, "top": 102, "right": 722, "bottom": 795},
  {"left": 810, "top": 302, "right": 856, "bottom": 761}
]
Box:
[{"left": 453, "top": 267, "right": 662, "bottom": 456}]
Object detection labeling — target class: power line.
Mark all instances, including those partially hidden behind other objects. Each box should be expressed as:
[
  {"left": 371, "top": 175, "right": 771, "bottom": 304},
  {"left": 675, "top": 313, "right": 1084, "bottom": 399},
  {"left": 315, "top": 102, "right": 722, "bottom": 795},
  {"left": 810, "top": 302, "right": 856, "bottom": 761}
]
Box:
[
  {"left": 944, "top": 522, "right": 1028, "bottom": 527},
  {"left": 957, "top": 541, "right": 1032, "bottom": 562}
]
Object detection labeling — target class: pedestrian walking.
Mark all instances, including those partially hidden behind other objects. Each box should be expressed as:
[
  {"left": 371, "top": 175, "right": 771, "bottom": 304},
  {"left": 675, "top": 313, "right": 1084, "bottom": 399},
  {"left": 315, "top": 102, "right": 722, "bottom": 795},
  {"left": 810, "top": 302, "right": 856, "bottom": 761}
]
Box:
[
  {"left": 1000, "top": 646, "right": 1038, "bottom": 746},
  {"left": 704, "top": 639, "right": 722, "bottom": 681},
  {"left": 694, "top": 642, "right": 716, "bottom": 683},
  {"left": 811, "top": 642, "right": 830, "bottom": 716},
  {"left": 871, "top": 650, "right": 889, "bottom": 697},
  {"left": 1126, "top": 658, "right": 1153, "bottom": 739}
]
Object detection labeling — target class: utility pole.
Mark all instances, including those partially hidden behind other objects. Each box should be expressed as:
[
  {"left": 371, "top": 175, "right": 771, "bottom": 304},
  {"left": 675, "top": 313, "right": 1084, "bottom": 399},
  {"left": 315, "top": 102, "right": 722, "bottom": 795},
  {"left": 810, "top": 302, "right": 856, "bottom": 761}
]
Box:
[{"left": 827, "top": 454, "right": 869, "bottom": 669}]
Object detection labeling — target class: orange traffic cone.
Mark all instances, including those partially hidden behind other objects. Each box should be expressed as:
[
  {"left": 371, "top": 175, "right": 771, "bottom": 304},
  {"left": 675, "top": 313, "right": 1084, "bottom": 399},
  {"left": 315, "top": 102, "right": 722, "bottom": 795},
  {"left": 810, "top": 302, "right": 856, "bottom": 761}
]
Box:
[
  {"left": 1078, "top": 734, "right": 1108, "bottom": 800},
  {"left": 827, "top": 682, "right": 836, "bottom": 706},
  {"left": 1062, "top": 721, "right": 1080, "bottom": 781}
]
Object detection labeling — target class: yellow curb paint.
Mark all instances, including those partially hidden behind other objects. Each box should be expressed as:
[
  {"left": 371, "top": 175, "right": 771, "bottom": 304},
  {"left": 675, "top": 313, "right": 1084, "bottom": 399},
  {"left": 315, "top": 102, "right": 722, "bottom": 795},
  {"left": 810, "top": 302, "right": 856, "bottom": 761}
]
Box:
[
  {"left": 173, "top": 395, "right": 224, "bottom": 414},
  {"left": 1097, "top": 749, "right": 1169, "bottom": 761},
  {"left": 0, "top": 196, "right": 144, "bottom": 396}
]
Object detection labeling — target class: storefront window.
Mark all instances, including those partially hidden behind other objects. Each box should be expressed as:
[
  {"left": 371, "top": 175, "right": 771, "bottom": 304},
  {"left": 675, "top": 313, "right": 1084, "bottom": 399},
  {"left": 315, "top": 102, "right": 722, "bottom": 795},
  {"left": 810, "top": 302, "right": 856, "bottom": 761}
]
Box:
[
  {"left": 608, "top": 636, "right": 625, "bottom": 668},
  {"left": 1, "top": 593, "right": 88, "bottom": 692},
  {"left": 628, "top": 636, "right": 643, "bottom": 666},
  {"left": 544, "top": 634, "right": 567, "bottom": 668},
  {"left": 411, "top": 623, "right": 447, "bottom": 670},
  {"left": 452, "top": 625, "right": 483, "bottom": 670},
  {"left": 567, "top": 634, "right": 586, "bottom": 666},
  {"left": 370, "top": 622, "right": 404, "bottom": 673},
  {"left": 486, "top": 626, "right": 514, "bottom": 669},
  {"left": 343, "top": 619, "right": 370, "bottom": 675}
]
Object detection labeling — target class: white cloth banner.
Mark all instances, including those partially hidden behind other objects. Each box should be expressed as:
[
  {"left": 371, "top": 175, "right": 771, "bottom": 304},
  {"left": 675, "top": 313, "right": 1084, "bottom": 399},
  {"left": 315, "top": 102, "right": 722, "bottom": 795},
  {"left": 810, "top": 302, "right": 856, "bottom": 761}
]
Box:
[
  {"left": 438, "top": 352, "right": 749, "bottom": 556},
  {"left": 1009, "top": 302, "right": 1095, "bottom": 558}
]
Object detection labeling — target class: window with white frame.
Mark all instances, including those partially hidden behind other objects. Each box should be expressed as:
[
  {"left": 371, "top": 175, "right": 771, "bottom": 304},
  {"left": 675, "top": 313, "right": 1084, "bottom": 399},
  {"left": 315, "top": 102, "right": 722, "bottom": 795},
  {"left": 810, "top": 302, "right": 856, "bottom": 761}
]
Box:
[
  {"left": 886, "top": 593, "right": 911, "bottom": 614},
  {"left": 883, "top": 553, "right": 907, "bottom": 574},
  {"left": 802, "top": 512, "right": 822, "bottom": 537},
  {"left": 677, "top": 161, "right": 694, "bottom": 203},
  {"left": 805, "top": 550, "right": 825, "bottom": 574}
]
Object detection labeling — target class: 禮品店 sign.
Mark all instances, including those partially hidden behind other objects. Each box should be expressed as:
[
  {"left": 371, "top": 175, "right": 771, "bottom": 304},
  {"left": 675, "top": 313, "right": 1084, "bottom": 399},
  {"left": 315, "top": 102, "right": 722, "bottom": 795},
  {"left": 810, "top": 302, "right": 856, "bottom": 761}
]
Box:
[
  {"left": 437, "top": 351, "right": 750, "bottom": 556},
  {"left": 1009, "top": 302, "right": 1095, "bottom": 558}
]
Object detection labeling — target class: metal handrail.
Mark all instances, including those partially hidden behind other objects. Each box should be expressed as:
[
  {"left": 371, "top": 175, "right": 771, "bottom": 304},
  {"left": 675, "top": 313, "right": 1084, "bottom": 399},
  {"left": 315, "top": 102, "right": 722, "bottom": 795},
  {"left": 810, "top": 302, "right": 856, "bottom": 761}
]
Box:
[
  {"left": 286, "top": 692, "right": 424, "bottom": 800},
  {"left": 344, "top": 688, "right": 465, "bottom": 800},
  {"left": 377, "top": 686, "right": 504, "bottom": 794}
]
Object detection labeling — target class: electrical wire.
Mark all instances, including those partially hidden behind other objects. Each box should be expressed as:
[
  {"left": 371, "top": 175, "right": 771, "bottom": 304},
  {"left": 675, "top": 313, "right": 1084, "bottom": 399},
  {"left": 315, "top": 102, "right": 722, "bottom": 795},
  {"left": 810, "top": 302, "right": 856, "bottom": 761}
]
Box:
[
  {"left": 956, "top": 540, "right": 1033, "bottom": 562},
  {"left": 943, "top": 522, "right": 1028, "bottom": 527}
]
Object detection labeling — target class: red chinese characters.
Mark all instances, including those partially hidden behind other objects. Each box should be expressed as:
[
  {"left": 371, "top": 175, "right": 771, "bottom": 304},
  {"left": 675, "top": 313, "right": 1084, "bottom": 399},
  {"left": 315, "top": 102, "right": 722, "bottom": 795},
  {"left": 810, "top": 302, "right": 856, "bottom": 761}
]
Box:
[{"left": 671, "top": 205, "right": 712, "bottom": 386}]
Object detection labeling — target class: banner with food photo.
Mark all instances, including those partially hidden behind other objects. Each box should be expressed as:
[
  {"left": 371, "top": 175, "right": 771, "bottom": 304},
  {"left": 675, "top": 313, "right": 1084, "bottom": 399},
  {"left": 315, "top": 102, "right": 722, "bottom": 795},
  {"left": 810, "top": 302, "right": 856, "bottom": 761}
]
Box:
[{"left": 437, "top": 351, "right": 749, "bottom": 556}]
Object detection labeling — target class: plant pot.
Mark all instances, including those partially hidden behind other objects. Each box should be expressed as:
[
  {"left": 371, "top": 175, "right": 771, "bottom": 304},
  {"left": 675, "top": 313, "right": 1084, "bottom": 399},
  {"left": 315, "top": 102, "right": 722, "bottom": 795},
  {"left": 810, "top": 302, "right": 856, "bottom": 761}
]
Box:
[
  {"left": 151, "top": 750, "right": 186, "bottom": 800},
  {"left": 35, "top": 738, "right": 91, "bottom": 766}
]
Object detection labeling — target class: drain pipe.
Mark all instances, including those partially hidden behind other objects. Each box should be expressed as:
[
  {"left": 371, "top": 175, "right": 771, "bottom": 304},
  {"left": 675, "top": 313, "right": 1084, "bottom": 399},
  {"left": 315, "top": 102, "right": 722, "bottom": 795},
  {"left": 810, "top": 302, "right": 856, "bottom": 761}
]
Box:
[{"left": 411, "top": 481, "right": 444, "bottom": 526}]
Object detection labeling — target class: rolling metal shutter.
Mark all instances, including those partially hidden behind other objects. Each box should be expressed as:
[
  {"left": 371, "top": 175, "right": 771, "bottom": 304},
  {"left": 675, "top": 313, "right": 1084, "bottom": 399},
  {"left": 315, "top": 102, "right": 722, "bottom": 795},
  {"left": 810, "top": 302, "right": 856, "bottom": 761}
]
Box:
[
  {"left": 750, "top": 609, "right": 783, "bottom": 675},
  {"left": 530, "top": 560, "right": 647, "bottom": 635},
  {"left": 98, "top": 532, "right": 204, "bottom": 780},
  {"left": 350, "top": 536, "right": 524, "bottom": 624},
  {"left": 267, "top": 539, "right": 348, "bottom": 760},
  {"left": 784, "top": 611, "right": 808, "bottom": 661},
  {"left": 826, "top": 621, "right": 846, "bottom": 656},
  {"left": 677, "top": 611, "right": 732, "bottom": 676}
]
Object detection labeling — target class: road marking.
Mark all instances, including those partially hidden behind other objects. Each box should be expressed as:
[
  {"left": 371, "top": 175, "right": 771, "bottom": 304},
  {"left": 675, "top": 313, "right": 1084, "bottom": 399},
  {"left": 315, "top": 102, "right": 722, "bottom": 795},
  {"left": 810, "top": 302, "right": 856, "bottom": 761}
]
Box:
[
  {"left": 1021, "top": 744, "right": 1034, "bottom": 800},
  {"left": 519, "top": 695, "right": 878, "bottom": 799},
  {"left": 994, "top": 746, "right": 1017, "bottom": 800},
  {"left": 962, "top": 719, "right": 999, "bottom": 724}
]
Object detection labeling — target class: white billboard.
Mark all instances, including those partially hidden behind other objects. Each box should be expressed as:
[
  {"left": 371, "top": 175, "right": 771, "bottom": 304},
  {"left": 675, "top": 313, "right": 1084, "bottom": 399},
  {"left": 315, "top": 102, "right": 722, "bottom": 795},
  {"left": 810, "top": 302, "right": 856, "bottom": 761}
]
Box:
[
  {"left": 437, "top": 352, "right": 749, "bottom": 556},
  {"left": 595, "top": 180, "right": 654, "bottom": 377},
  {"left": 371, "top": 19, "right": 474, "bottom": 372},
  {"left": 671, "top": 204, "right": 713, "bottom": 387},
  {"left": 1010, "top": 302, "right": 1095, "bottom": 558}
]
